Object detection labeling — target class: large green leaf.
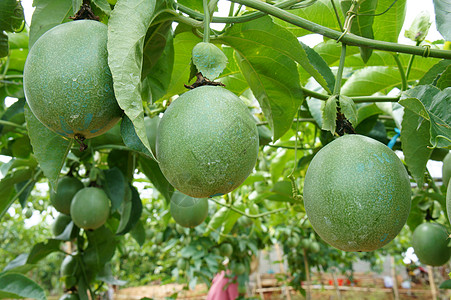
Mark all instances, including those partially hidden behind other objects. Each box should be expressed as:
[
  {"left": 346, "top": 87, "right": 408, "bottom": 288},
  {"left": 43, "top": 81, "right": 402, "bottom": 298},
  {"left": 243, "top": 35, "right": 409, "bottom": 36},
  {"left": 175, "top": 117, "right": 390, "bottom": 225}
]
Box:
[
  {"left": 400, "top": 109, "right": 432, "bottom": 187},
  {"left": 84, "top": 226, "right": 117, "bottom": 272},
  {"left": 0, "top": 168, "right": 32, "bottom": 220},
  {"left": 341, "top": 0, "right": 378, "bottom": 62},
  {"left": 142, "top": 19, "right": 172, "bottom": 78},
  {"left": 107, "top": 0, "right": 157, "bottom": 162},
  {"left": 26, "top": 239, "right": 61, "bottom": 264},
  {"left": 340, "top": 62, "right": 437, "bottom": 97},
  {"left": 419, "top": 59, "right": 451, "bottom": 86},
  {"left": 0, "top": 273, "right": 46, "bottom": 300},
  {"left": 216, "top": 46, "right": 248, "bottom": 96},
  {"left": 399, "top": 85, "right": 451, "bottom": 149},
  {"left": 102, "top": 168, "right": 127, "bottom": 212},
  {"left": 116, "top": 185, "right": 142, "bottom": 235},
  {"left": 433, "top": 0, "right": 451, "bottom": 40},
  {"left": 139, "top": 155, "right": 173, "bottom": 202},
  {"left": 436, "top": 65, "right": 451, "bottom": 90},
  {"left": 372, "top": 0, "right": 406, "bottom": 42},
  {"left": 275, "top": 0, "right": 343, "bottom": 36},
  {"left": 298, "top": 42, "right": 335, "bottom": 92},
  {"left": 28, "top": 0, "right": 72, "bottom": 48},
  {"left": 24, "top": 105, "right": 71, "bottom": 189},
  {"left": 220, "top": 17, "right": 304, "bottom": 140},
  {"left": 161, "top": 31, "right": 201, "bottom": 99}
]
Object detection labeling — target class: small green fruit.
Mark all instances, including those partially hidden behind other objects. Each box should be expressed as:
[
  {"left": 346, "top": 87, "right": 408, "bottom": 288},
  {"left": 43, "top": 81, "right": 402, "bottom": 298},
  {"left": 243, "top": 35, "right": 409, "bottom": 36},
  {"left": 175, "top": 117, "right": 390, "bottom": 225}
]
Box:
[
  {"left": 70, "top": 187, "right": 110, "bottom": 230},
  {"left": 412, "top": 222, "right": 451, "bottom": 266},
  {"left": 177, "top": 258, "right": 188, "bottom": 270},
  {"left": 156, "top": 86, "right": 259, "bottom": 198},
  {"left": 170, "top": 191, "right": 208, "bottom": 228},
  {"left": 304, "top": 134, "right": 411, "bottom": 252},
  {"left": 50, "top": 177, "right": 84, "bottom": 215},
  {"left": 233, "top": 262, "right": 246, "bottom": 275},
  {"left": 219, "top": 243, "right": 233, "bottom": 257}
]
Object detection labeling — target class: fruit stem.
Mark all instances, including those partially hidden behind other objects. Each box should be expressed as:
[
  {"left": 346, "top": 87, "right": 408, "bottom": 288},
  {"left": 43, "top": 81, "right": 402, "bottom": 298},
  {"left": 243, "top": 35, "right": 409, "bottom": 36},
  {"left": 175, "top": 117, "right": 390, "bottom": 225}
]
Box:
[
  {"left": 405, "top": 41, "right": 421, "bottom": 81},
  {"left": 333, "top": 44, "right": 347, "bottom": 96},
  {"left": 203, "top": 0, "right": 211, "bottom": 43},
  {"left": 330, "top": 0, "right": 344, "bottom": 31},
  {"left": 209, "top": 197, "right": 287, "bottom": 218},
  {"left": 391, "top": 53, "right": 407, "bottom": 91},
  {"left": 229, "top": 0, "right": 451, "bottom": 59}
]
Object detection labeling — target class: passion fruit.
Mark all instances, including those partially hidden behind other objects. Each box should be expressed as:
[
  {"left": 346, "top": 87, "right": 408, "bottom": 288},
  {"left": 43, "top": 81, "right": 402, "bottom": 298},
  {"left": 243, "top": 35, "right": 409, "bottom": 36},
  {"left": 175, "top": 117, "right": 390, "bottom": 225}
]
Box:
[
  {"left": 412, "top": 222, "right": 451, "bottom": 266},
  {"left": 50, "top": 176, "right": 84, "bottom": 215},
  {"left": 23, "top": 20, "right": 122, "bottom": 139},
  {"left": 70, "top": 187, "right": 110, "bottom": 230},
  {"left": 156, "top": 86, "right": 259, "bottom": 198},
  {"left": 303, "top": 134, "right": 411, "bottom": 252},
  {"left": 170, "top": 191, "right": 208, "bottom": 228}
]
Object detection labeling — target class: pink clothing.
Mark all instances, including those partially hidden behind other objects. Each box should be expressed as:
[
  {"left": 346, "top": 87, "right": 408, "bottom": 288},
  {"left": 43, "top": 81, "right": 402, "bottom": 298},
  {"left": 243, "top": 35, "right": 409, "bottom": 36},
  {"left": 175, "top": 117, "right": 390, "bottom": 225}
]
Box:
[{"left": 206, "top": 271, "right": 239, "bottom": 300}]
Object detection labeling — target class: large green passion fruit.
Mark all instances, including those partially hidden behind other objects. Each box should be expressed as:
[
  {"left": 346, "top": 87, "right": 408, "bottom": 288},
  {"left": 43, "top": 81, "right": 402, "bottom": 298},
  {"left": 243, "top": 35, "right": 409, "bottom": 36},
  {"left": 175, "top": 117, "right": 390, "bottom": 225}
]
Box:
[
  {"left": 412, "top": 222, "right": 451, "bottom": 266},
  {"left": 156, "top": 86, "right": 259, "bottom": 198},
  {"left": 23, "top": 20, "right": 122, "bottom": 139},
  {"left": 303, "top": 134, "right": 411, "bottom": 252}
]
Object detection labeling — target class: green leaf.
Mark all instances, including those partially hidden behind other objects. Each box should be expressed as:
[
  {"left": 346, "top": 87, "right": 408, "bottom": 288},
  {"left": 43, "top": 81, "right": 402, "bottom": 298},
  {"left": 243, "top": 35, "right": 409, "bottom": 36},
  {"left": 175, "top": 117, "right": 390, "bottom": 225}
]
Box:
[
  {"left": 91, "top": 0, "right": 111, "bottom": 15},
  {"left": 216, "top": 46, "right": 248, "bottom": 96},
  {"left": 0, "top": 32, "right": 8, "bottom": 58},
  {"left": 84, "top": 226, "right": 117, "bottom": 271},
  {"left": 373, "top": 0, "right": 406, "bottom": 43},
  {"left": 339, "top": 95, "right": 357, "bottom": 127},
  {"left": 298, "top": 42, "right": 335, "bottom": 92},
  {"left": 142, "top": 19, "right": 172, "bottom": 78},
  {"left": 275, "top": 0, "right": 343, "bottom": 36},
  {"left": 322, "top": 96, "right": 338, "bottom": 134},
  {"left": 406, "top": 197, "right": 425, "bottom": 232},
  {"left": 28, "top": 0, "right": 73, "bottom": 48},
  {"left": 107, "top": 0, "right": 157, "bottom": 162},
  {"left": 102, "top": 168, "right": 126, "bottom": 212},
  {"left": 144, "top": 28, "right": 174, "bottom": 102},
  {"left": 341, "top": 0, "right": 378, "bottom": 63},
  {"left": 356, "top": 103, "right": 385, "bottom": 126},
  {"left": 116, "top": 185, "right": 142, "bottom": 235},
  {"left": 220, "top": 16, "right": 304, "bottom": 140},
  {"left": 340, "top": 66, "right": 405, "bottom": 97},
  {"left": 0, "top": 168, "right": 32, "bottom": 221},
  {"left": 400, "top": 109, "right": 433, "bottom": 187},
  {"left": 26, "top": 239, "right": 61, "bottom": 264},
  {"left": 436, "top": 65, "right": 451, "bottom": 90},
  {"left": 399, "top": 85, "right": 451, "bottom": 149},
  {"left": 130, "top": 220, "right": 146, "bottom": 246},
  {"left": 191, "top": 42, "right": 228, "bottom": 80},
  {"left": 418, "top": 59, "right": 451, "bottom": 86},
  {"left": 0, "top": 273, "right": 46, "bottom": 300},
  {"left": 97, "top": 263, "right": 127, "bottom": 286},
  {"left": 205, "top": 206, "right": 229, "bottom": 235},
  {"left": 440, "top": 279, "right": 451, "bottom": 289},
  {"left": 162, "top": 31, "right": 201, "bottom": 99},
  {"left": 120, "top": 115, "right": 154, "bottom": 158},
  {"left": 72, "top": 0, "right": 82, "bottom": 14},
  {"left": 433, "top": 0, "right": 451, "bottom": 40},
  {"left": 24, "top": 105, "right": 71, "bottom": 189},
  {"left": 139, "top": 156, "right": 174, "bottom": 202}
]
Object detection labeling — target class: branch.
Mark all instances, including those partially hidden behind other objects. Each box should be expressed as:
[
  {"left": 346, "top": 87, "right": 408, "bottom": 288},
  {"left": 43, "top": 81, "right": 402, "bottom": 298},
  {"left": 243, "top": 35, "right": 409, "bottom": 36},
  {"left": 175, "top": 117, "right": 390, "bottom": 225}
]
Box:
[
  {"left": 209, "top": 197, "right": 287, "bottom": 218},
  {"left": 229, "top": 0, "right": 451, "bottom": 60}
]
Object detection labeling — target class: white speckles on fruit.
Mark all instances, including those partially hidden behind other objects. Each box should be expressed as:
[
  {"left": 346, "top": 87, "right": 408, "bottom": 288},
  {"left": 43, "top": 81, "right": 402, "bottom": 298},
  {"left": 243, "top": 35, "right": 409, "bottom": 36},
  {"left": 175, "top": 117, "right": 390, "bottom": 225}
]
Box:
[
  {"left": 303, "top": 134, "right": 411, "bottom": 252},
  {"left": 156, "top": 86, "right": 259, "bottom": 198}
]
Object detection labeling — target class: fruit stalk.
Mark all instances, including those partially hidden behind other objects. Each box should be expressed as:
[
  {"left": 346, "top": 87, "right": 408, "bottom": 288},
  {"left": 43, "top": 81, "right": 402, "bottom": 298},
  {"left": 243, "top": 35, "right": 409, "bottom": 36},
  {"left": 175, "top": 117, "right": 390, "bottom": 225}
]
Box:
[{"left": 333, "top": 44, "right": 347, "bottom": 96}]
